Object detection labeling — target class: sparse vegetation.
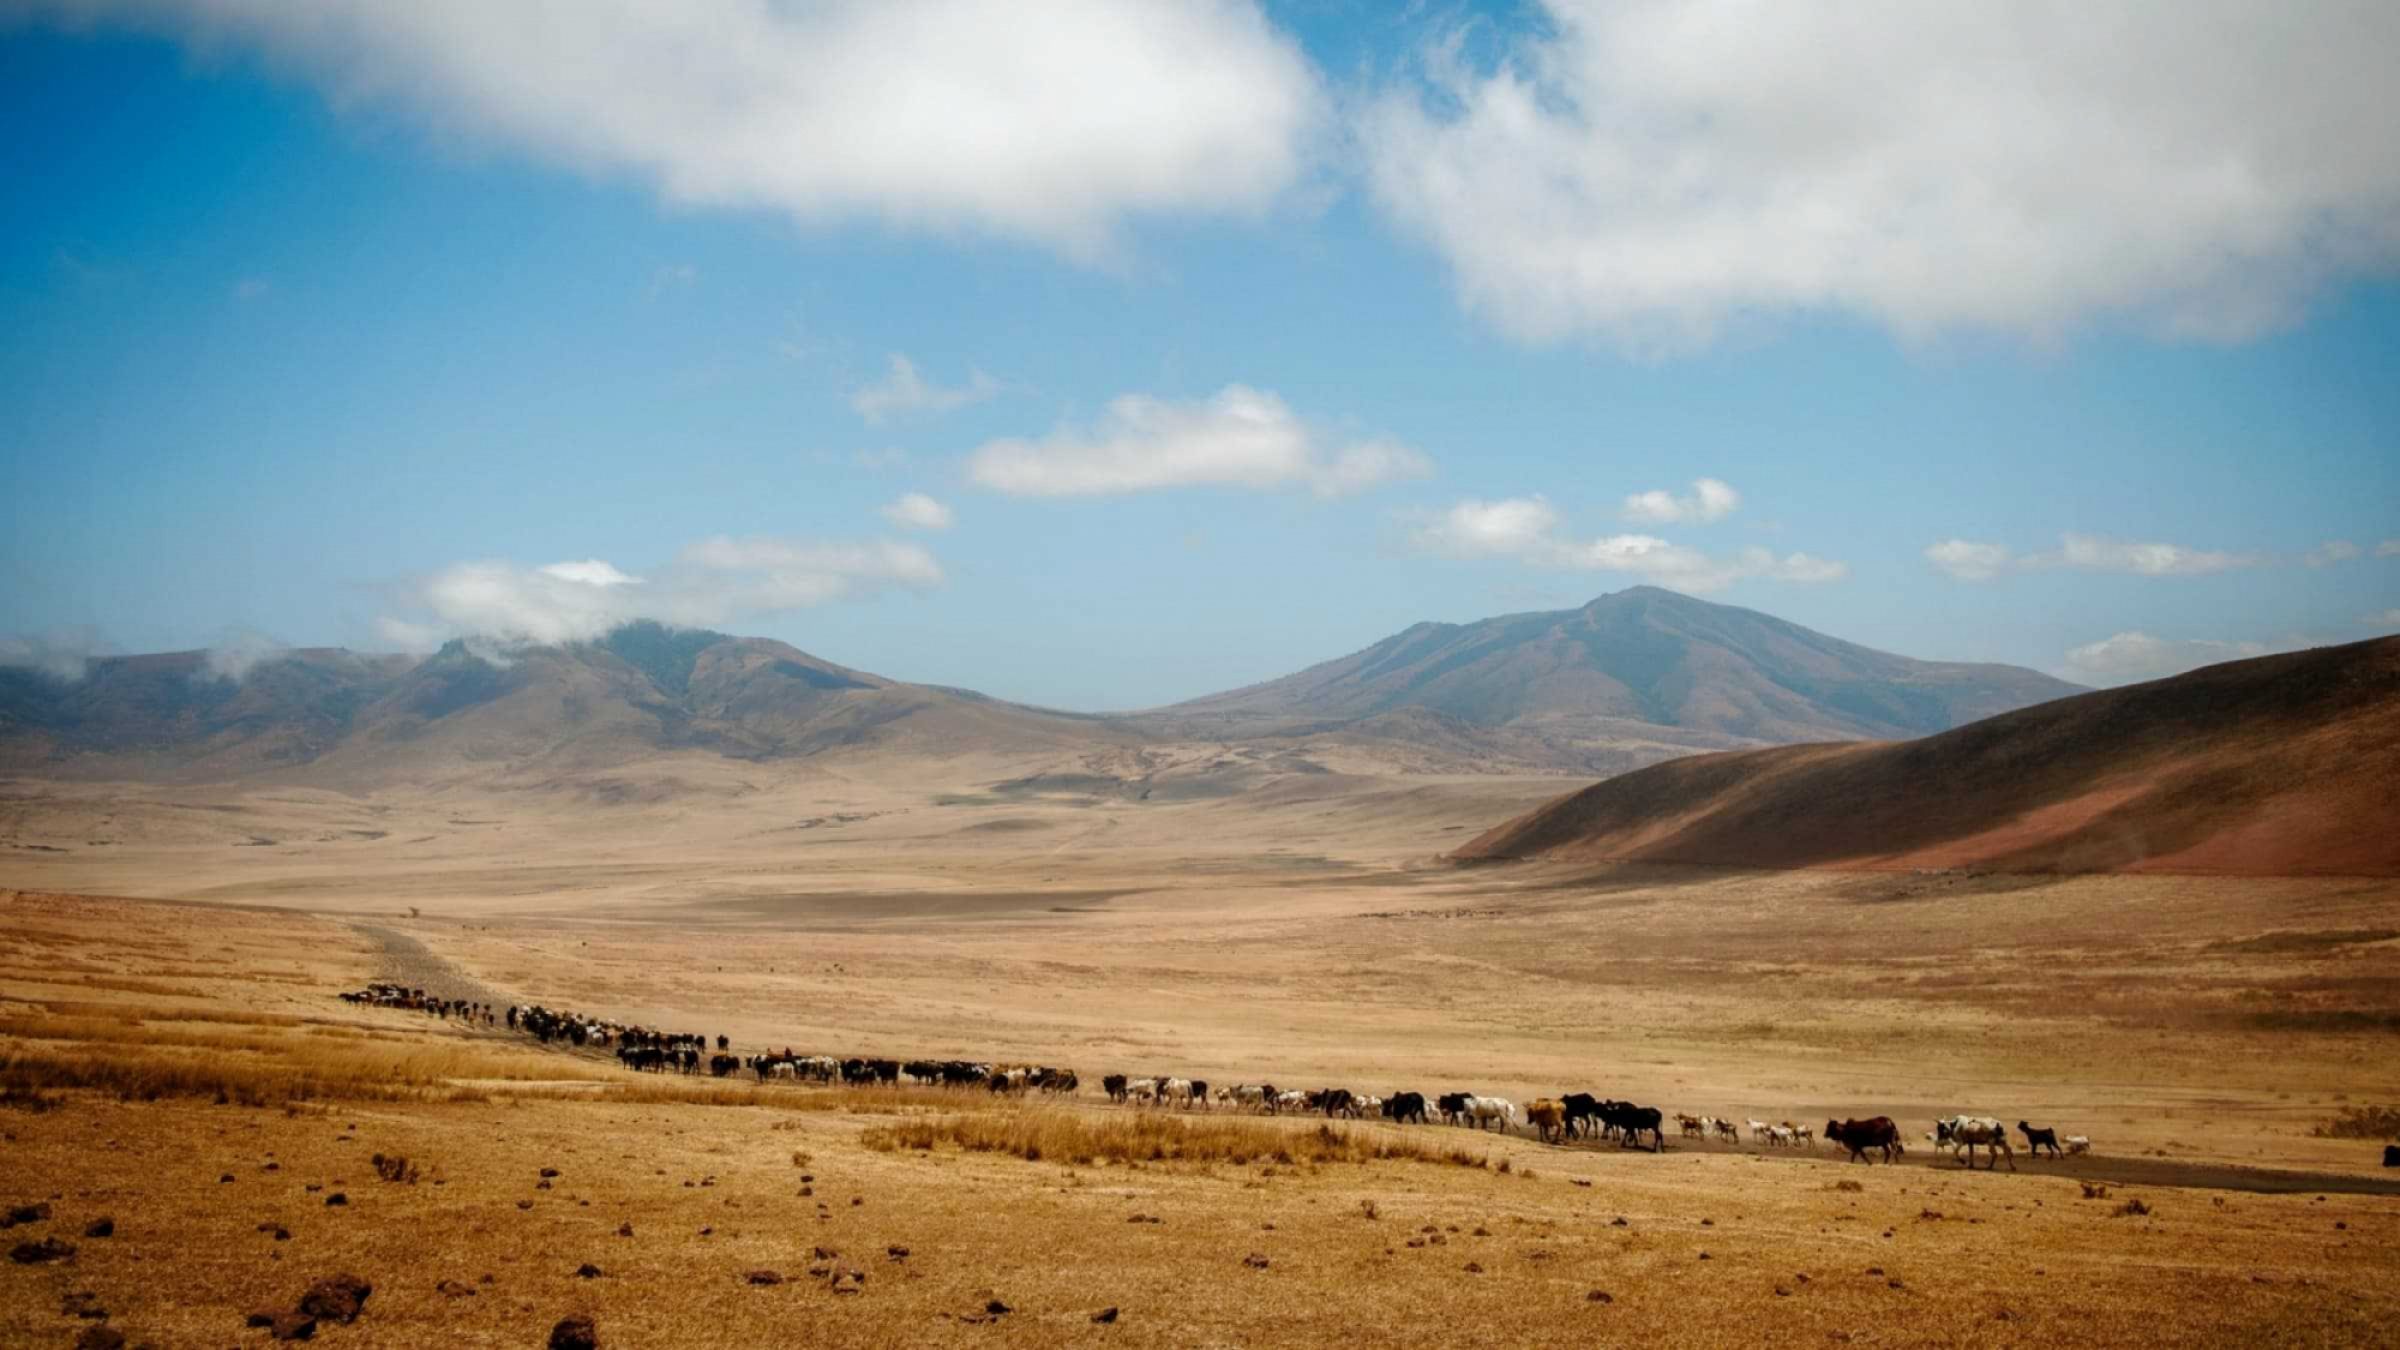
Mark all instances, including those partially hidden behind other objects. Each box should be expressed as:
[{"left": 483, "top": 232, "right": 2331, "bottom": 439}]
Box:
[
  {"left": 862, "top": 1109, "right": 1486, "bottom": 1170},
  {"left": 2311, "top": 1104, "right": 2400, "bottom": 1139}
]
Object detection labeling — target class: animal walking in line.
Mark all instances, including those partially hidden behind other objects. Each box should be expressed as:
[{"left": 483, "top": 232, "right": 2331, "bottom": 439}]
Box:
[
  {"left": 1827, "top": 1116, "right": 1902, "bottom": 1164},
  {"left": 2017, "top": 1120, "right": 2063, "bottom": 1159},
  {"left": 1937, "top": 1116, "right": 2017, "bottom": 1171}
]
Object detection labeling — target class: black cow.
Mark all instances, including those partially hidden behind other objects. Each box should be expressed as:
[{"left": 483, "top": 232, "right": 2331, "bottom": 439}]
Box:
[
  {"left": 2017, "top": 1120, "right": 2062, "bottom": 1159},
  {"left": 2384, "top": 1145, "right": 2398, "bottom": 1168},
  {"left": 1435, "top": 1092, "right": 1474, "bottom": 1126},
  {"left": 1383, "top": 1092, "right": 1427, "bottom": 1125},
  {"left": 1603, "top": 1101, "right": 1665, "bottom": 1152},
  {"left": 1826, "top": 1116, "right": 1902, "bottom": 1164},
  {"left": 1320, "top": 1088, "right": 1357, "bottom": 1119},
  {"left": 709, "top": 1054, "right": 739, "bottom": 1077},
  {"left": 1561, "top": 1093, "right": 1605, "bottom": 1139},
  {"left": 1103, "top": 1074, "right": 1130, "bottom": 1103}
]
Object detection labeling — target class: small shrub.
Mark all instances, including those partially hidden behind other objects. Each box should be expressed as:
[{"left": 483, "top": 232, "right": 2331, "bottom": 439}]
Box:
[
  {"left": 371, "top": 1153, "right": 419, "bottom": 1184},
  {"left": 2112, "top": 1197, "right": 2152, "bottom": 1218},
  {"left": 2311, "top": 1105, "right": 2400, "bottom": 1140}
]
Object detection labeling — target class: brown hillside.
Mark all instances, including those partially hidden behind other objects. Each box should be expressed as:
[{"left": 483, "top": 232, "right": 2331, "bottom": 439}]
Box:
[{"left": 1451, "top": 637, "right": 2400, "bottom": 877}]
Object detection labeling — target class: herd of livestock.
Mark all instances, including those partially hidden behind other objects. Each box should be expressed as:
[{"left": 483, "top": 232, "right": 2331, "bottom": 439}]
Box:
[{"left": 339, "top": 981, "right": 2101, "bottom": 1167}]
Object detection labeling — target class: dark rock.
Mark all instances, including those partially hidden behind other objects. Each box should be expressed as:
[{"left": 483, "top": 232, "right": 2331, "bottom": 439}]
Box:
[
  {"left": 269, "top": 1312, "right": 317, "bottom": 1342},
  {"left": 82, "top": 1217, "right": 114, "bottom": 1238},
  {"left": 575, "top": 1263, "right": 602, "bottom": 1279},
  {"left": 8, "top": 1236, "right": 74, "bottom": 1264},
  {"left": 886, "top": 1245, "right": 909, "bottom": 1261},
  {"left": 828, "top": 1265, "right": 866, "bottom": 1294},
  {"left": 616, "top": 1223, "right": 632, "bottom": 1237},
  {"left": 1242, "top": 1253, "right": 1270, "bottom": 1269},
  {"left": 548, "top": 1316, "right": 598, "bottom": 1350},
  {"left": 1091, "top": 1307, "right": 1119, "bottom": 1324},
  {"left": 246, "top": 1311, "right": 279, "bottom": 1328},
  {"left": 539, "top": 1168, "right": 560, "bottom": 1179},
  {"left": 1587, "top": 1290, "right": 1612, "bottom": 1303},
  {"left": 2, "top": 1202, "right": 49, "bottom": 1227},
  {"left": 436, "top": 1279, "right": 477, "bottom": 1299},
  {"left": 745, "top": 1270, "right": 784, "bottom": 1286},
  {"left": 323, "top": 1193, "right": 347, "bottom": 1207},
  {"left": 296, "top": 1273, "right": 372, "bottom": 1324}
]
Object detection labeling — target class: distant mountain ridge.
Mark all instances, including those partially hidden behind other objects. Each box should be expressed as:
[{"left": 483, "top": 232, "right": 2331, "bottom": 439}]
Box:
[
  {"left": 1161, "top": 586, "right": 2081, "bottom": 744},
  {"left": 0, "top": 594, "right": 2083, "bottom": 786},
  {"left": 1452, "top": 637, "right": 2400, "bottom": 877}
]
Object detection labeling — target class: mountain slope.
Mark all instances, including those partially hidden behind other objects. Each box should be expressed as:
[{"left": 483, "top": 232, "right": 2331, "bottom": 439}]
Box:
[
  {"left": 1167, "top": 586, "right": 2081, "bottom": 745},
  {"left": 1451, "top": 637, "right": 2400, "bottom": 876}
]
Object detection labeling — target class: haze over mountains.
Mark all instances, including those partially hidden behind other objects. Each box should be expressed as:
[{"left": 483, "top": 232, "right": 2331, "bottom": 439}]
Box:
[
  {"left": 1455, "top": 636, "right": 2400, "bottom": 877},
  {"left": 0, "top": 590, "right": 2080, "bottom": 789}
]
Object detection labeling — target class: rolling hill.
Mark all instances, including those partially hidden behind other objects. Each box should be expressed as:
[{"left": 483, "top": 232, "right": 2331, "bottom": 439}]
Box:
[{"left": 1451, "top": 636, "right": 2400, "bottom": 876}]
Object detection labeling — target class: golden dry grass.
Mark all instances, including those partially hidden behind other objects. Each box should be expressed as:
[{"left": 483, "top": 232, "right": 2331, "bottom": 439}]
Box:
[{"left": 862, "top": 1106, "right": 1490, "bottom": 1169}]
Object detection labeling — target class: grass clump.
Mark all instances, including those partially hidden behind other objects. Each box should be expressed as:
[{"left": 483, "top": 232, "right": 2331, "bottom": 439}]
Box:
[
  {"left": 2310, "top": 1104, "right": 2400, "bottom": 1140},
  {"left": 863, "top": 1108, "right": 1486, "bottom": 1170}
]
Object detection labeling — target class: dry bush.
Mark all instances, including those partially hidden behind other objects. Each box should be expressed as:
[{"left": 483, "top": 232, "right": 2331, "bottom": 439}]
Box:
[
  {"left": 2113, "top": 1196, "right": 2153, "bottom": 1218},
  {"left": 863, "top": 1108, "right": 1487, "bottom": 1170},
  {"left": 370, "top": 1152, "right": 419, "bottom": 1184},
  {"left": 2311, "top": 1104, "right": 2400, "bottom": 1139}
]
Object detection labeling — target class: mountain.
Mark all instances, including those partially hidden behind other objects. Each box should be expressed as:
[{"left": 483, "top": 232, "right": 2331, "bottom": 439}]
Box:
[
  {"left": 1159, "top": 587, "right": 2080, "bottom": 752},
  {"left": 1451, "top": 637, "right": 2400, "bottom": 877},
  {"left": 0, "top": 621, "right": 1128, "bottom": 785}
]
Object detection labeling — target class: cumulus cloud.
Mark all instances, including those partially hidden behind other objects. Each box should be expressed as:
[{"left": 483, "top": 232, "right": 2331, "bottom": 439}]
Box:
[
  {"left": 0, "top": 629, "right": 112, "bottom": 682},
  {"left": 879, "top": 492, "right": 955, "bottom": 531},
  {"left": 1408, "top": 494, "right": 1844, "bottom": 592},
  {"left": 2060, "top": 631, "right": 2292, "bottom": 685},
  {"left": 967, "top": 385, "right": 1431, "bottom": 498},
  {"left": 379, "top": 535, "right": 942, "bottom": 648},
  {"left": 2303, "top": 539, "right": 2363, "bottom": 568},
  {"left": 32, "top": 0, "right": 1323, "bottom": 259},
  {"left": 1621, "top": 477, "right": 1738, "bottom": 525},
  {"left": 1927, "top": 533, "right": 2263, "bottom": 580},
  {"left": 851, "top": 355, "right": 1000, "bottom": 424},
  {"left": 1363, "top": 0, "right": 2400, "bottom": 348},
  {"left": 1924, "top": 539, "right": 2015, "bottom": 583}
]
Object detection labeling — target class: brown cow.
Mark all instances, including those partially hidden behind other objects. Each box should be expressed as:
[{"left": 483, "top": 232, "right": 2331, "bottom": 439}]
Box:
[
  {"left": 1825, "top": 1116, "right": 1902, "bottom": 1164},
  {"left": 1525, "top": 1098, "right": 1567, "bottom": 1145}
]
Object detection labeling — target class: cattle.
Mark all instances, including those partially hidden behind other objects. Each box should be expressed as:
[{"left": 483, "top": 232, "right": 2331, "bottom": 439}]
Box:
[
  {"left": 708, "top": 1054, "right": 740, "bottom": 1078},
  {"left": 2383, "top": 1144, "right": 2399, "bottom": 1168},
  {"left": 1677, "top": 1113, "right": 1705, "bottom": 1138},
  {"left": 1465, "top": 1097, "right": 1516, "bottom": 1132},
  {"left": 2066, "top": 1135, "right": 2092, "bottom": 1156},
  {"left": 1103, "top": 1074, "right": 1130, "bottom": 1103},
  {"left": 1189, "top": 1079, "right": 1211, "bottom": 1110},
  {"left": 1767, "top": 1125, "right": 1796, "bottom": 1148},
  {"left": 1319, "top": 1088, "right": 1359, "bottom": 1120},
  {"left": 1712, "top": 1118, "right": 1740, "bottom": 1143},
  {"left": 1273, "top": 1089, "right": 1309, "bottom": 1115},
  {"left": 1936, "top": 1116, "right": 2017, "bottom": 1171},
  {"left": 1745, "top": 1118, "right": 1770, "bottom": 1141},
  {"left": 1154, "top": 1077, "right": 1196, "bottom": 1108},
  {"left": 1602, "top": 1101, "right": 1665, "bottom": 1152},
  {"left": 1526, "top": 1098, "right": 1567, "bottom": 1144},
  {"left": 1435, "top": 1092, "right": 1474, "bottom": 1126},
  {"left": 1562, "top": 1093, "right": 1605, "bottom": 1139},
  {"left": 1826, "top": 1117, "right": 1902, "bottom": 1164},
  {"left": 1035, "top": 1068, "right": 1079, "bottom": 1095},
  {"left": 1383, "top": 1092, "right": 1427, "bottom": 1125},
  {"left": 2017, "top": 1120, "right": 2063, "bottom": 1159},
  {"left": 1221, "top": 1084, "right": 1271, "bottom": 1113},
  {"left": 1790, "top": 1124, "right": 1814, "bottom": 1147}
]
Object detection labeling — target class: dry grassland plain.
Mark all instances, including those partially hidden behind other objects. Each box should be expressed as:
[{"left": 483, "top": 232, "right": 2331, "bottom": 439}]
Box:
[{"left": 3, "top": 768, "right": 2399, "bottom": 1345}]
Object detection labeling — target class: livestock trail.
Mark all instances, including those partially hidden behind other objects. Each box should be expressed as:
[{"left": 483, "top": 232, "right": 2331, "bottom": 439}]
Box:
[
  {"left": 347, "top": 922, "right": 510, "bottom": 1010},
  {"left": 343, "top": 973, "right": 2400, "bottom": 1200}
]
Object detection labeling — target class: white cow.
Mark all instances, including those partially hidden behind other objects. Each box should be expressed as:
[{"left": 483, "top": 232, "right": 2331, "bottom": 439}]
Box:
[
  {"left": 2065, "top": 1135, "right": 2092, "bottom": 1156},
  {"left": 1745, "top": 1118, "right": 1771, "bottom": 1142},
  {"left": 1790, "top": 1124, "right": 1815, "bottom": 1147},
  {"left": 1467, "top": 1096, "right": 1518, "bottom": 1132},
  {"left": 1154, "top": 1077, "right": 1196, "bottom": 1108},
  {"left": 1767, "top": 1125, "right": 1797, "bottom": 1147},
  {"left": 1272, "top": 1089, "right": 1308, "bottom": 1115},
  {"left": 1935, "top": 1116, "right": 2017, "bottom": 1171}
]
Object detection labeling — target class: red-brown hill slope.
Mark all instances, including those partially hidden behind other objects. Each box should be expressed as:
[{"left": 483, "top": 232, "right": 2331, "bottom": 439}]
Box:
[{"left": 1450, "top": 637, "right": 2400, "bottom": 877}]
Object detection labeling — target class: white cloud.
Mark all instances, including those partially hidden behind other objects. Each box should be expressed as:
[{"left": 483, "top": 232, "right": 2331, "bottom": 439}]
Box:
[
  {"left": 1928, "top": 533, "right": 2262, "bottom": 580},
  {"left": 1621, "top": 477, "right": 1738, "bottom": 525},
  {"left": 1363, "top": 1, "right": 2400, "bottom": 348},
  {"left": 1408, "top": 494, "right": 1844, "bottom": 593},
  {"left": 2304, "top": 539, "right": 2362, "bottom": 567},
  {"left": 202, "top": 628, "right": 290, "bottom": 682},
  {"left": 2366, "top": 609, "right": 2400, "bottom": 630},
  {"left": 2378, "top": 540, "right": 2400, "bottom": 558},
  {"left": 967, "top": 385, "right": 1431, "bottom": 498},
  {"left": 40, "top": 0, "right": 1323, "bottom": 259},
  {"left": 1924, "top": 539, "right": 2015, "bottom": 582},
  {"left": 2060, "top": 631, "right": 2290, "bottom": 685},
  {"left": 851, "top": 355, "right": 1000, "bottom": 424},
  {"left": 0, "top": 629, "right": 112, "bottom": 682},
  {"left": 382, "top": 535, "right": 941, "bottom": 648},
  {"left": 880, "top": 492, "right": 955, "bottom": 531}
]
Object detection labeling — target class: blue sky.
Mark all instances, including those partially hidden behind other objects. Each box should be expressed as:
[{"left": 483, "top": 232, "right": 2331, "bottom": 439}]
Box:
[{"left": 2, "top": 2, "right": 2395, "bottom": 708}]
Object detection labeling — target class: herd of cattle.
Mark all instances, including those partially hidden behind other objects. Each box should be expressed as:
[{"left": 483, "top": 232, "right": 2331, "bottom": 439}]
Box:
[{"left": 340, "top": 982, "right": 2125, "bottom": 1166}]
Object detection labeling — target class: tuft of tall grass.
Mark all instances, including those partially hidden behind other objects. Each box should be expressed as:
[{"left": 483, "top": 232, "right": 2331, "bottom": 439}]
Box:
[{"left": 862, "top": 1108, "right": 1490, "bottom": 1169}]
